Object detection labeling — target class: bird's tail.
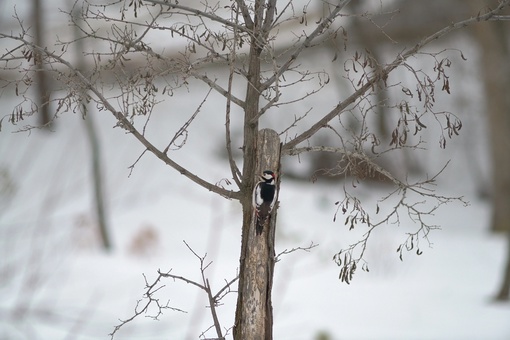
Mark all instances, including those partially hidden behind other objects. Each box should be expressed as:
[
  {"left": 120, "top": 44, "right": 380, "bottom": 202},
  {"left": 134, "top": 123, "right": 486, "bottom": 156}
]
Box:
[
  {"left": 256, "top": 218, "right": 264, "bottom": 235},
  {"left": 255, "top": 201, "right": 272, "bottom": 235},
  {"left": 255, "top": 210, "right": 270, "bottom": 235}
]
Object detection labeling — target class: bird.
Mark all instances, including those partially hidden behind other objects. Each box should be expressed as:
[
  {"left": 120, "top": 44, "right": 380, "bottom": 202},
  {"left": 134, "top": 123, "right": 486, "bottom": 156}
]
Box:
[{"left": 252, "top": 170, "right": 277, "bottom": 235}]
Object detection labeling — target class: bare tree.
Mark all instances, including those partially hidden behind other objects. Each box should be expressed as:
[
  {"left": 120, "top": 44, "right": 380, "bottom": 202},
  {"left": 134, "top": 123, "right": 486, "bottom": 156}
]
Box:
[{"left": 1, "top": 0, "right": 510, "bottom": 337}]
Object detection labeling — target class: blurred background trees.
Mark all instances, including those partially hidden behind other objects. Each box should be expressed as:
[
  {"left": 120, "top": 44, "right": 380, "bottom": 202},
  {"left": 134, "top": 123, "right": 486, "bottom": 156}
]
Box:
[{"left": 1, "top": 0, "right": 510, "bottom": 337}]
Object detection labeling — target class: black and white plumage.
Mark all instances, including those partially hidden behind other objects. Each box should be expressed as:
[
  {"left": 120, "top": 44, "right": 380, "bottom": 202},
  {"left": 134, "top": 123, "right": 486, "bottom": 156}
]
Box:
[{"left": 252, "top": 170, "right": 277, "bottom": 235}]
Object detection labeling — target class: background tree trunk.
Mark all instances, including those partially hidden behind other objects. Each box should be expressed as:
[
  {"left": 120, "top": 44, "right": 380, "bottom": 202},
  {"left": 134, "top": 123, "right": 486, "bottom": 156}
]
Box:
[
  {"left": 234, "top": 129, "right": 281, "bottom": 340},
  {"left": 470, "top": 3, "right": 510, "bottom": 301},
  {"left": 83, "top": 109, "right": 111, "bottom": 251},
  {"left": 471, "top": 13, "right": 510, "bottom": 233},
  {"left": 495, "top": 231, "right": 510, "bottom": 301},
  {"left": 74, "top": 11, "right": 111, "bottom": 251},
  {"left": 32, "top": 0, "right": 51, "bottom": 128}
]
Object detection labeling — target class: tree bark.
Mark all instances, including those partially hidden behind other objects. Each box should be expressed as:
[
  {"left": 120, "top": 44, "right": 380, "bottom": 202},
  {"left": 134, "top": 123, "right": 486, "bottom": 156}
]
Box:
[
  {"left": 83, "top": 109, "right": 111, "bottom": 251},
  {"left": 234, "top": 129, "right": 281, "bottom": 340},
  {"left": 73, "top": 10, "right": 111, "bottom": 251},
  {"left": 471, "top": 11, "right": 510, "bottom": 233},
  {"left": 33, "top": 0, "right": 51, "bottom": 128},
  {"left": 469, "top": 1, "right": 510, "bottom": 301},
  {"left": 495, "top": 231, "right": 510, "bottom": 301}
]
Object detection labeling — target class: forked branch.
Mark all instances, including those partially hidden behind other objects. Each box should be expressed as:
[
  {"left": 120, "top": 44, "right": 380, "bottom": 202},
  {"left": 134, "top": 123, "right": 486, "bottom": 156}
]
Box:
[
  {"left": 110, "top": 241, "right": 238, "bottom": 339},
  {"left": 0, "top": 33, "right": 241, "bottom": 200},
  {"left": 282, "top": 0, "right": 510, "bottom": 150},
  {"left": 109, "top": 271, "right": 187, "bottom": 339},
  {"left": 144, "top": 0, "right": 251, "bottom": 34}
]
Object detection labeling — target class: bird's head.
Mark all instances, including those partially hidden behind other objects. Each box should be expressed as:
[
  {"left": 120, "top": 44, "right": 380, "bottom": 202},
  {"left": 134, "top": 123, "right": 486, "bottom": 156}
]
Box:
[{"left": 260, "top": 170, "right": 276, "bottom": 182}]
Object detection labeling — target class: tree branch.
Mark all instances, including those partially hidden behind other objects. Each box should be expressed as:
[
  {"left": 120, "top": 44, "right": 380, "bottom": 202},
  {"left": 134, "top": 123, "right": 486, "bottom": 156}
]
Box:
[
  {"left": 205, "top": 279, "right": 223, "bottom": 339},
  {"left": 235, "top": 0, "right": 254, "bottom": 29},
  {"left": 0, "top": 34, "right": 241, "bottom": 200},
  {"left": 275, "top": 241, "right": 318, "bottom": 263},
  {"left": 213, "top": 275, "right": 239, "bottom": 302},
  {"left": 144, "top": 0, "right": 251, "bottom": 34},
  {"left": 182, "top": 240, "right": 225, "bottom": 339},
  {"left": 192, "top": 72, "right": 245, "bottom": 108},
  {"left": 261, "top": 0, "right": 353, "bottom": 91},
  {"left": 225, "top": 5, "right": 243, "bottom": 188},
  {"left": 158, "top": 269, "right": 207, "bottom": 292},
  {"left": 109, "top": 271, "right": 187, "bottom": 339},
  {"left": 284, "top": 145, "right": 401, "bottom": 186},
  {"left": 262, "top": 0, "right": 277, "bottom": 33},
  {"left": 163, "top": 88, "right": 211, "bottom": 153},
  {"left": 281, "top": 0, "right": 510, "bottom": 151}
]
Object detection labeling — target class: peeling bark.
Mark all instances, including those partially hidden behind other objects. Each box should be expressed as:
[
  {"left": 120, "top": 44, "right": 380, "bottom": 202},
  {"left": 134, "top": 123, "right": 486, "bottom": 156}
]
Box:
[{"left": 234, "top": 129, "right": 281, "bottom": 340}]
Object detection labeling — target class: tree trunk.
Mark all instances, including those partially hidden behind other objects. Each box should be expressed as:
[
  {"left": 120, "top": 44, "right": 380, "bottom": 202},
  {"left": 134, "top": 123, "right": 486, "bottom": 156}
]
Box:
[
  {"left": 469, "top": 3, "right": 510, "bottom": 301},
  {"left": 74, "top": 10, "right": 111, "bottom": 251},
  {"left": 33, "top": 0, "right": 51, "bottom": 128},
  {"left": 234, "top": 129, "right": 281, "bottom": 340},
  {"left": 471, "top": 14, "right": 510, "bottom": 233},
  {"left": 495, "top": 231, "right": 510, "bottom": 301},
  {"left": 83, "top": 109, "right": 111, "bottom": 251}
]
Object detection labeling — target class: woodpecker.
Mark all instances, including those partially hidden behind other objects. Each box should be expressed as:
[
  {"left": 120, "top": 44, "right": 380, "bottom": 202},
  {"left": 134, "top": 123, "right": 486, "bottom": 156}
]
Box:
[{"left": 252, "top": 170, "right": 277, "bottom": 235}]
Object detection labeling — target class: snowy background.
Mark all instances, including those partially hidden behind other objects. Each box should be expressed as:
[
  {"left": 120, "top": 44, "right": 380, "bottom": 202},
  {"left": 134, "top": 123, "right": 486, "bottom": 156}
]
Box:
[{"left": 1, "top": 1, "right": 510, "bottom": 339}]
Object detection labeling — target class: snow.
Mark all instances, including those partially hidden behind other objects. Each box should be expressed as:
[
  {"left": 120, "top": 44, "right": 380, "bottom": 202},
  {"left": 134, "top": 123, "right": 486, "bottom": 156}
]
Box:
[{"left": 1, "top": 100, "right": 509, "bottom": 339}]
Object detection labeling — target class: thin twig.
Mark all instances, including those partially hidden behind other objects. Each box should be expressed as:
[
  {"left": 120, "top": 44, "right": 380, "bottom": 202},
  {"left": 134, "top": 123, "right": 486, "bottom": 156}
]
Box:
[
  {"left": 206, "top": 279, "right": 223, "bottom": 339},
  {"left": 281, "top": 0, "right": 510, "bottom": 150},
  {"left": 109, "top": 271, "right": 187, "bottom": 339},
  {"left": 163, "top": 88, "right": 212, "bottom": 154},
  {"left": 0, "top": 33, "right": 241, "bottom": 200},
  {"left": 213, "top": 275, "right": 239, "bottom": 301},
  {"left": 144, "top": 0, "right": 251, "bottom": 34},
  {"left": 275, "top": 242, "right": 319, "bottom": 262},
  {"left": 225, "top": 5, "right": 242, "bottom": 188},
  {"left": 261, "top": 0, "right": 353, "bottom": 91}
]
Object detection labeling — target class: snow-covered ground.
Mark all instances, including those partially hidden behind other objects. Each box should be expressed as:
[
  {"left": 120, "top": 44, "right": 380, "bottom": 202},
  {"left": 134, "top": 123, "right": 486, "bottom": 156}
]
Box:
[{"left": 1, "top": 95, "right": 509, "bottom": 340}]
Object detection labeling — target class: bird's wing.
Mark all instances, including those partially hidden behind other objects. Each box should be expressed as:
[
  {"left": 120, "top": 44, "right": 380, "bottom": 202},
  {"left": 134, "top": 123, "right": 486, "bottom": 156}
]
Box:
[{"left": 252, "top": 182, "right": 263, "bottom": 208}]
